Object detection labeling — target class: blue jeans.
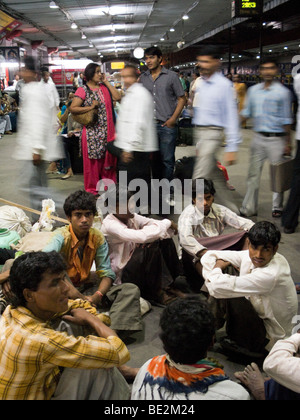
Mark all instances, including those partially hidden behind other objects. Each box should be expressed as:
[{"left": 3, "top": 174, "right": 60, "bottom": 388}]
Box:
[{"left": 151, "top": 124, "right": 177, "bottom": 181}]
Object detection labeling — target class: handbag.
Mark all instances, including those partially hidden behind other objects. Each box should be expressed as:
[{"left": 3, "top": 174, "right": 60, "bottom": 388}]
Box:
[
  {"left": 71, "top": 108, "right": 98, "bottom": 127},
  {"left": 71, "top": 85, "right": 98, "bottom": 127},
  {"left": 270, "top": 157, "right": 294, "bottom": 193}
]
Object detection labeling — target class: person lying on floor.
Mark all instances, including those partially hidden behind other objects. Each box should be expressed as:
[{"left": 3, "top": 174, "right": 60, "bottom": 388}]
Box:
[
  {"left": 235, "top": 333, "right": 300, "bottom": 400},
  {"left": 201, "top": 221, "right": 298, "bottom": 359},
  {"left": 131, "top": 296, "right": 250, "bottom": 400},
  {"left": 43, "top": 190, "right": 143, "bottom": 341},
  {"left": 178, "top": 179, "right": 254, "bottom": 291},
  {"left": 0, "top": 251, "right": 131, "bottom": 400},
  {"left": 101, "top": 186, "right": 191, "bottom": 305}
]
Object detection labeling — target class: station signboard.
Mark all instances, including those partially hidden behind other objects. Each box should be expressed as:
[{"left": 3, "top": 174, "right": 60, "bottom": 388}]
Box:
[{"left": 232, "top": 0, "right": 263, "bottom": 18}]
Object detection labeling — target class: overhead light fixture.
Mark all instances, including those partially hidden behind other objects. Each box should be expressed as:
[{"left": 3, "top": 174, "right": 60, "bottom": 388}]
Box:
[
  {"left": 160, "top": 37, "right": 165, "bottom": 41},
  {"left": 81, "top": 33, "right": 87, "bottom": 39},
  {"left": 133, "top": 47, "right": 144, "bottom": 59},
  {"left": 170, "top": 28, "right": 175, "bottom": 32},
  {"left": 182, "top": 15, "right": 189, "bottom": 20},
  {"left": 71, "top": 23, "right": 78, "bottom": 29},
  {"left": 49, "top": 1, "right": 59, "bottom": 9},
  {"left": 89, "top": 44, "right": 94, "bottom": 48}
]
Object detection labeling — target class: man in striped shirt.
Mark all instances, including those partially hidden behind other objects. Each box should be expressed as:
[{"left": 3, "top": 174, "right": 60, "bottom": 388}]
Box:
[{"left": 0, "top": 251, "right": 131, "bottom": 400}]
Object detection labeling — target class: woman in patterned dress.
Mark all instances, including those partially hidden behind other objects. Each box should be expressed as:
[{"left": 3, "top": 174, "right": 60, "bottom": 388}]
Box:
[{"left": 70, "top": 63, "right": 121, "bottom": 195}]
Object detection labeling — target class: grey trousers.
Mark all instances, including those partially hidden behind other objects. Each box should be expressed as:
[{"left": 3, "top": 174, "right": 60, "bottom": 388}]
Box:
[
  {"left": 80, "top": 281, "right": 143, "bottom": 333},
  {"left": 193, "top": 127, "right": 239, "bottom": 213},
  {"left": 51, "top": 321, "right": 130, "bottom": 400},
  {"left": 18, "top": 160, "right": 48, "bottom": 214},
  {"left": 241, "top": 133, "right": 286, "bottom": 216}
]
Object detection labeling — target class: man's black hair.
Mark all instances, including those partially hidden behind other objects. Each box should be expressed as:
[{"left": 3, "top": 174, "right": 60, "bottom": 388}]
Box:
[
  {"left": 63, "top": 190, "right": 97, "bottom": 218},
  {"left": 196, "top": 45, "right": 222, "bottom": 60},
  {"left": 248, "top": 221, "right": 281, "bottom": 248},
  {"left": 160, "top": 297, "right": 215, "bottom": 364},
  {"left": 9, "top": 252, "right": 67, "bottom": 307},
  {"left": 260, "top": 58, "right": 278, "bottom": 68},
  {"left": 24, "top": 56, "right": 38, "bottom": 73},
  {"left": 192, "top": 179, "right": 216, "bottom": 201},
  {"left": 144, "top": 46, "right": 163, "bottom": 58}
]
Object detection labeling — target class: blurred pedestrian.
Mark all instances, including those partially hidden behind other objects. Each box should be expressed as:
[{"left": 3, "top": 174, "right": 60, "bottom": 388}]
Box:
[
  {"left": 282, "top": 73, "right": 300, "bottom": 233},
  {"left": 114, "top": 64, "right": 158, "bottom": 187},
  {"left": 13, "top": 57, "right": 53, "bottom": 214},
  {"left": 192, "top": 46, "right": 241, "bottom": 213},
  {"left": 240, "top": 59, "right": 293, "bottom": 218}
]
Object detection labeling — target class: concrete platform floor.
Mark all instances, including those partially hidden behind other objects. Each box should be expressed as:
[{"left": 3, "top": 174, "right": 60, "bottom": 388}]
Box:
[{"left": 0, "top": 129, "right": 299, "bottom": 384}]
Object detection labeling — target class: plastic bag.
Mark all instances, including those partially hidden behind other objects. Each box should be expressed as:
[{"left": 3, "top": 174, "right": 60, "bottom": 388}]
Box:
[
  {"left": 0, "top": 205, "right": 32, "bottom": 237},
  {"left": 32, "top": 199, "right": 56, "bottom": 232}
]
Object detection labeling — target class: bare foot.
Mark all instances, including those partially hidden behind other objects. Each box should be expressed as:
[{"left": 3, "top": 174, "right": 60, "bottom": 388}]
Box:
[
  {"left": 234, "top": 363, "right": 266, "bottom": 400},
  {"left": 118, "top": 365, "right": 140, "bottom": 382}
]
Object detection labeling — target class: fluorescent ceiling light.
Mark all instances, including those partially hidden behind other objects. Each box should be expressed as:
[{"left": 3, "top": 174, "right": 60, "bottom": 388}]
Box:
[
  {"left": 88, "top": 6, "right": 128, "bottom": 16},
  {"left": 49, "top": 1, "right": 59, "bottom": 9}
]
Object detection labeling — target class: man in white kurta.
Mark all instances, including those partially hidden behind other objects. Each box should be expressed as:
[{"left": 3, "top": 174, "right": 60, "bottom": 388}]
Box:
[
  {"left": 14, "top": 57, "right": 52, "bottom": 213},
  {"left": 202, "top": 248, "right": 298, "bottom": 351},
  {"left": 115, "top": 65, "right": 158, "bottom": 188}
]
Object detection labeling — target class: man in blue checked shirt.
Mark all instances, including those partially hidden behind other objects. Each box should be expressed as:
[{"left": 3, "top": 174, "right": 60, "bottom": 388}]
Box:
[{"left": 240, "top": 59, "right": 293, "bottom": 218}]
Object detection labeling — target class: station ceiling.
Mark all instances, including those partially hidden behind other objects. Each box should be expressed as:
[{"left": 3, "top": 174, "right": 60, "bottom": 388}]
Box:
[
  {"left": 0, "top": 0, "right": 299, "bottom": 63},
  {"left": 0, "top": 0, "right": 271, "bottom": 58}
]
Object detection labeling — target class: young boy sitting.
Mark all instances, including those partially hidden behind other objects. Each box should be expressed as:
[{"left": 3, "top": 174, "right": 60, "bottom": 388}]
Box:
[
  {"left": 178, "top": 179, "right": 254, "bottom": 291},
  {"left": 131, "top": 297, "right": 250, "bottom": 400},
  {"left": 201, "top": 221, "right": 298, "bottom": 358},
  {"left": 43, "top": 190, "right": 143, "bottom": 336},
  {"left": 0, "top": 251, "right": 131, "bottom": 400},
  {"left": 101, "top": 186, "right": 190, "bottom": 305}
]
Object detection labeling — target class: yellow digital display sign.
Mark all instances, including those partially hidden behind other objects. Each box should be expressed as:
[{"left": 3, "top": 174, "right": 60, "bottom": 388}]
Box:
[
  {"left": 111, "top": 62, "right": 125, "bottom": 70},
  {"left": 232, "top": 0, "right": 262, "bottom": 17}
]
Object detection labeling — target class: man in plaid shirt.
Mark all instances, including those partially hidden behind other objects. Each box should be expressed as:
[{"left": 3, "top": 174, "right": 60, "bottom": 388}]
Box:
[{"left": 0, "top": 251, "right": 131, "bottom": 400}]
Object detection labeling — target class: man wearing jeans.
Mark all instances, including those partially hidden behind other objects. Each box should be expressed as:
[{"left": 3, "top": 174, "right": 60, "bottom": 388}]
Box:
[
  {"left": 140, "top": 47, "right": 186, "bottom": 186},
  {"left": 240, "top": 59, "right": 293, "bottom": 218},
  {"left": 192, "top": 46, "right": 241, "bottom": 213}
]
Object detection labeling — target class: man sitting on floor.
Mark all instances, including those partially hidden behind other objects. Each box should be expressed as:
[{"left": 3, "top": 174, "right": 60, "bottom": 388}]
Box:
[
  {"left": 43, "top": 190, "right": 143, "bottom": 337},
  {"left": 101, "top": 186, "right": 190, "bottom": 305},
  {"left": 235, "top": 333, "right": 300, "bottom": 400},
  {"left": 201, "top": 221, "right": 298, "bottom": 359},
  {"left": 131, "top": 296, "right": 250, "bottom": 400},
  {"left": 0, "top": 251, "right": 131, "bottom": 400},
  {"left": 178, "top": 179, "right": 254, "bottom": 291}
]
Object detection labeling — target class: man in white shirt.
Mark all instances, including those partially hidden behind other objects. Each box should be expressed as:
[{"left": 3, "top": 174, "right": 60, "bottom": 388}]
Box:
[
  {"left": 282, "top": 73, "right": 300, "bottom": 234},
  {"left": 178, "top": 179, "right": 254, "bottom": 291},
  {"left": 114, "top": 65, "right": 158, "bottom": 187},
  {"left": 202, "top": 221, "right": 298, "bottom": 357},
  {"left": 234, "top": 334, "right": 300, "bottom": 400},
  {"left": 192, "top": 46, "right": 241, "bottom": 213},
  {"left": 14, "top": 57, "right": 52, "bottom": 214}
]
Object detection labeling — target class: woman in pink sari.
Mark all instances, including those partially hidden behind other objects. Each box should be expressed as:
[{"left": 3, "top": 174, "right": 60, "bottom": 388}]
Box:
[{"left": 70, "top": 63, "right": 121, "bottom": 195}]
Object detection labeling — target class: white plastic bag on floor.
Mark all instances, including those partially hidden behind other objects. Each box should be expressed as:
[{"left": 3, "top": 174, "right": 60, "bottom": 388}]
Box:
[
  {"left": 0, "top": 205, "right": 32, "bottom": 237},
  {"left": 32, "top": 199, "right": 56, "bottom": 232}
]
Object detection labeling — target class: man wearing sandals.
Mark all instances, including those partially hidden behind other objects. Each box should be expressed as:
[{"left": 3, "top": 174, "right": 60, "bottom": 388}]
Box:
[{"left": 239, "top": 59, "right": 293, "bottom": 219}]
